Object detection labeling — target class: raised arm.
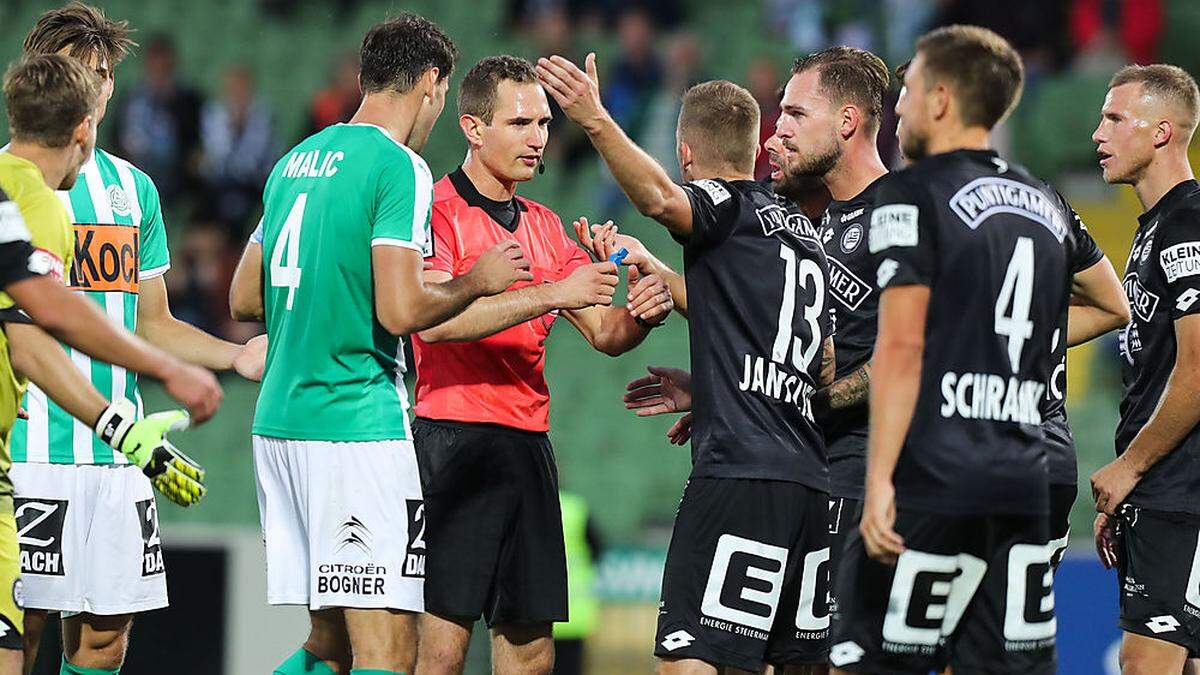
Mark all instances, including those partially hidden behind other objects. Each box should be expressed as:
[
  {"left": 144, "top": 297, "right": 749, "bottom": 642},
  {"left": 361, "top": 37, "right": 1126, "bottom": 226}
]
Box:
[{"left": 536, "top": 54, "right": 694, "bottom": 236}]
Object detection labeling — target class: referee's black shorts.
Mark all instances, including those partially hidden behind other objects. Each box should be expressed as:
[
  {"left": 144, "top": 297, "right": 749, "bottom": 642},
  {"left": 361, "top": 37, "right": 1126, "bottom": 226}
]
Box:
[{"left": 413, "top": 417, "right": 567, "bottom": 626}]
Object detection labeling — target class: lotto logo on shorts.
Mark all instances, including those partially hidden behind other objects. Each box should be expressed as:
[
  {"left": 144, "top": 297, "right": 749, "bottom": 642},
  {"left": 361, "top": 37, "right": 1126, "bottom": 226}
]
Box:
[
  {"left": 15, "top": 499, "right": 67, "bottom": 577},
  {"left": 404, "top": 500, "right": 426, "bottom": 579},
  {"left": 136, "top": 499, "right": 165, "bottom": 577}
]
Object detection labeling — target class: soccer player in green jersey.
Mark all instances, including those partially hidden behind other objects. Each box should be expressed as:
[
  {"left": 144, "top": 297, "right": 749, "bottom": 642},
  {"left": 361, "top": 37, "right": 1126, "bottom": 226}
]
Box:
[
  {"left": 242, "top": 15, "right": 531, "bottom": 675},
  {"left": 11, "top": 5, "right": 265, "bottom": 674}
]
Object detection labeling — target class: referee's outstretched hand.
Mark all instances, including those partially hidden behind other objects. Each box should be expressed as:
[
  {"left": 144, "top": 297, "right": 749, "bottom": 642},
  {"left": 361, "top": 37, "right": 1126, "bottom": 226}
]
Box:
[{"left": 554, "top": 262, "right": 619, "bottom": 309}]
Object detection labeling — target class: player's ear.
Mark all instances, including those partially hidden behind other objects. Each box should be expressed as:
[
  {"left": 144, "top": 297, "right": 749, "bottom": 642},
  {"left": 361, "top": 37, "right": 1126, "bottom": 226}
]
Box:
[
  {"left": 421, "top": 67, "right": 440, "bottom": 101},
  {"left": 1154, "top": 119, "right": 1173, "bottom": 149},
  {"left": 72, "top": 115, "right": 92, "bottom": 147},
  {"left": 931, "top": 82, "right": 951, "bottom": 123},
  {"left": 840, "top": 104, "right": 858, "bottom": 140},
  {"left": 678, "top": 140, "right": 693, "bottom": 176}
]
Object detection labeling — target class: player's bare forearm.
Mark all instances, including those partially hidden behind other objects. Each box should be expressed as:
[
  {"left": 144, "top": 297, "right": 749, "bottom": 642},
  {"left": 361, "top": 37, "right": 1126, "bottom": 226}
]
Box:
[
  {"left": 661, "top": 268, "right": 688, "bottom": 317},
  {"left": 7, "top": 275, "right": 178, "bottom": 383},
  {"left": 866, "top": 287, "right": 930, "bottom": 486},
  {"left": 564, "top": 305, "right": 651, "bottom": 357},
  {"left": 581, "top": 116, "right": 693, "bottom": 236},
  {"left": 815, "top": 362, "right": 871, "bottom": 414},
  {"left": 138, "top": 276, "right": 241, "bottom": 371},
  {"left": 418, "top": 282, "right": 559, "bottom": 343},
  {"left": 230, "top": 242, "right": 264, "bottom": 321},
  {"left": 6, "top": 322, "right": 107, "bottom": 426},
  {"left": 1067, "top": 258, "right": 1129, "bottom": 346},
  {"left": 1119, "top": 316, "right": 1200, "bottom": 477}
]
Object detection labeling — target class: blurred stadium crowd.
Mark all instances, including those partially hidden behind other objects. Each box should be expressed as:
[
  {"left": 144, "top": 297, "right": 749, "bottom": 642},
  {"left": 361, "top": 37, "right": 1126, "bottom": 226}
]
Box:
[{"left": 5, "top": 0, "right": 1182, "bottom": 343}]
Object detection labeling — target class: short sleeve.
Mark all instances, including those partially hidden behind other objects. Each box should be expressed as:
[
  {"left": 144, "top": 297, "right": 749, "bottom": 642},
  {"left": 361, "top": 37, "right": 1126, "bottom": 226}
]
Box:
[
  {"left": 557, "top": 232, "right": 592, "bottom": 280},
  {"left": 868, "top": 174, "right": 936, "bottom": 289},
  {"left": 425, "top": 204, "right": 457, "bottom": 275},
  {"left": 0, "top": 194, "right": 39, "bottom": 295},
  {"left": 1157, "top": 209, "right": 1200, "bottom": 319},
  {"left": 1060, "top": 193, "right": 1104, "bottom": 274},
  {"left": 372, "top": 151, "right": 433, "bottom": 256},
  {"left": 680, "top": 179, "right": 739, "bottom": 249},
  {"left": 249, "top": 217, "right": 264, "bottom": 244},
  {"left": 137, "top": 173, "right": 171, "bottom": 279}
]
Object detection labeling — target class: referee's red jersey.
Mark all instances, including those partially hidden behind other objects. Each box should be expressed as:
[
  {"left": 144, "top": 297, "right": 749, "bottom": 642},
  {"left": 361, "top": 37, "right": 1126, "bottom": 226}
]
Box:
[{"left": 411, "top": 171, "right": 591, "bottom": 432}]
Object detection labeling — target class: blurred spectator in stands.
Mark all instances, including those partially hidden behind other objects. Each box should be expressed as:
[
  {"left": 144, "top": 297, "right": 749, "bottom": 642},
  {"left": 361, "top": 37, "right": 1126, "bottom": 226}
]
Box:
[
  {"left": 164, "top": 219, "right": 233, "bottom": 338},
  {"left": 1071, "top": 0, "right": 1163, "bottom": 67},
  {"left": 641, "top": 31, "right": 705, "bottom": 179},
  {"left": 115, "top": 34, "right": 205, "bottom": 209},
  {"left": 604, "top": 7, "right": 662, "bottom": 145},
  {"left": 933, "top": 0, "right": 1074, "bottom": 76},
  {"left": 765, "top": 0, "right": 827, "bottom": 52},
  {"left": 200, "top": 64, "right": 276, "bottom": 239},
  {"left": 305, "top": 53, "right": 361, "bottom": 136},
  {"left": 747, "top": 57, "right": 782, "bottom": 182},
  {"left": 529, "top": 7, "right": 596, "bottom": 181}
]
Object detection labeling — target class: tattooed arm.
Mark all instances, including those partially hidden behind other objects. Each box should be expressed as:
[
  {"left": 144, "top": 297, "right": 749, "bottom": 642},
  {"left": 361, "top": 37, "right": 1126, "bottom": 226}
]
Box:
[{"left": 812, "top": 361, "right": 872, "bottom": 418}]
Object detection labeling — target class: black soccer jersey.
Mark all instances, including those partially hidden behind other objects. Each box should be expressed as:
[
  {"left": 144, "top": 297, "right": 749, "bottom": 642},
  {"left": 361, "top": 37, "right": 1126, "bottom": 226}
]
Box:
[
  {"left": 818, "top": 176, "right": 887, "bottom": 499},
  {"left": 679, "top": 178, "right": 832, "bottom": 491},
  {"left": 1117, "top": 179, "right": 1200, "bottom": 515},
  {"left": 1043, "top": 206, "right": 1105, "bottom": 486},
  {"left": 869, "top": 149, "right": 1074, "bottom": 516}
]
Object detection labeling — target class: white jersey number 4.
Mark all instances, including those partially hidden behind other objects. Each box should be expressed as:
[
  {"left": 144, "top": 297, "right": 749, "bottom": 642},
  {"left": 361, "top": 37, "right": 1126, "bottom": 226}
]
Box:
[
  {"left": 270, "top": 192, "right": 307, "bottom": 310},
  {"left": 994, "top": 236, "right": 1035, "bottom": 373}
]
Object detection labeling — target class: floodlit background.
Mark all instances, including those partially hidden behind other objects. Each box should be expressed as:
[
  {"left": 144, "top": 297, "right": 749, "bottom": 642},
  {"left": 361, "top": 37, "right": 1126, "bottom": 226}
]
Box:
[{"left": 3, "top": 0, "right": 1198, "bottom": 672}]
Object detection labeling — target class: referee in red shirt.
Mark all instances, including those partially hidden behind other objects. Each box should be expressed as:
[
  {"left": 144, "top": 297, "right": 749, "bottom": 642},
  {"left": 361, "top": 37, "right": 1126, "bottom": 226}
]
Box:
[{"left": 411, "top": 55, "right": 674, "bottom": 675}]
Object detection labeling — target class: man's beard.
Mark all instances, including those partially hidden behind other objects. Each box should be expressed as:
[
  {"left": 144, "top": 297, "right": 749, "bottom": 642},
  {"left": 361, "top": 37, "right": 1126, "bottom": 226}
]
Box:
[
  {"left": 773, "top": 171, "right": 825, "bottom": 203},
  {"left": 900, "top": 128, "right": 928, "bottom": 162}
]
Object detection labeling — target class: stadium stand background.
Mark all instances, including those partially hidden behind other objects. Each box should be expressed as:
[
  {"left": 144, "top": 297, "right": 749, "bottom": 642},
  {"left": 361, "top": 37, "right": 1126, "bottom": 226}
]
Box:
[{"left": 1, "top": 0, "right": 1199, "bottom": 671}]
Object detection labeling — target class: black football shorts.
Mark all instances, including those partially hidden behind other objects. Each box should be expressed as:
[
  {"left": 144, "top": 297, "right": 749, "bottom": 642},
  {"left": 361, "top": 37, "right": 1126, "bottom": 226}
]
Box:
[
  {"left": 831, "top": 507, "right": 1056, "bottom": 674},
  {"left": 413, "top": 418, "right": 567, "bottom": 626},
  {"left": 654, "top": 477, "right": 831, "bottom": 671},
  {"left": 829, "top": 496, "right": 861, "bottom": 631},
  {"left": 1116, "top": 504, "right": 1200, "bottom": 656}
]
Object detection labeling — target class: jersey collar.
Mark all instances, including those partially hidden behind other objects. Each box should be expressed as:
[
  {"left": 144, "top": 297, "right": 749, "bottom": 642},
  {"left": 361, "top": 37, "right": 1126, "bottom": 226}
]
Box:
[
  {"left": 448, "top": 166, "right": 526, "bottom": 233},
  {"left": 1138, "top": 179, "right": 1200, "bottom": 226}
]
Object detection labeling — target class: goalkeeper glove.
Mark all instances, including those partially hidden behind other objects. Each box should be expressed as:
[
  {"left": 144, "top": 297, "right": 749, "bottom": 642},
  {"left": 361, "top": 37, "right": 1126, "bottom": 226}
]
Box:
[{"left": 95, "top": 399, "right": 207, "bottom": 507}]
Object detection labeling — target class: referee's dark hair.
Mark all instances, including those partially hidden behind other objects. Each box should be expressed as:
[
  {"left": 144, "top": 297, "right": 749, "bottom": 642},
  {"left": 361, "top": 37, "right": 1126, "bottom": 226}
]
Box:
[
  {"left": 359, "top": 13, "right": 458, "bottom": 95},
  {"left": 458, "top": 55, "right": 537, "bottom": 123},
  {"left": 792, "top": 47, "right": 890, "bottom": 134},
  {"left": 4, "top": 54, "right": 99, "bottom": 148},
  {"left": 678, "top": 80, "right": 760, "bottom": 172},
  {"left": 913, "top": 25, "right": 1024, "bottom": 131}
]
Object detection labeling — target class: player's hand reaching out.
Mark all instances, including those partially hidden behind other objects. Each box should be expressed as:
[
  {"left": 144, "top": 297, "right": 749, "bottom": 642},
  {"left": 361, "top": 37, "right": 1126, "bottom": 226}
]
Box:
[
  {"left": 233, "top": 334, "right": 268, "bottom": 382},
  {"left": 469, "top": 240, "right": 534, "bottom": 295},
  {"left": 626, "top": 267, "right": 672, "bottom": 325},
  {"left": 536, "top": 53, "right": 606, "bottom": 128},
  {"left": 161, "top": 361, "right": 222, "bottom": 424},
  {"left": 1094, "top": 512, "right": 1118, "bottom": 569},
  {"left": 553, "top": 262, "right": 619, "bottom": 310},
  {"left": 624, "top": 366, "right": 692, "bottom": 415},
  {"left": 861, "top": 479, "right": 905, "bottom": 565},
  {"left": 573, "top": 217, "right": 656, "bottom": 276}
]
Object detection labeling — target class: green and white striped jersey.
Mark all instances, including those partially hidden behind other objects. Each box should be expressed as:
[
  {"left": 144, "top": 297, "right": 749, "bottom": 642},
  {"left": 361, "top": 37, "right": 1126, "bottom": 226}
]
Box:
[
  {"left": 10, "top": 147, "right": 170, "bottom": 464},
  {"left": 253, "top": 123, "right": 431, "bottom": 442}
]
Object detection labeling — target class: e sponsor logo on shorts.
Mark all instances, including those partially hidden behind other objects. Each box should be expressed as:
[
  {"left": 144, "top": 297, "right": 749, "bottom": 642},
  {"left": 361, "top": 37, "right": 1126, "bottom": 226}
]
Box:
[
  {"left": 15, "top": 498, "right": 67, "bottom": 577},
  {"left": 135, "top": 499, "right": 165, "bottom": 576},
  {"left": 699, "top": 534, "right": 786, "bottom": 640},
  {"left": 404, "top": 500, "right": 426, "bottom": 579}
]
